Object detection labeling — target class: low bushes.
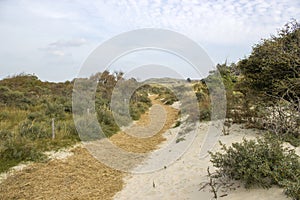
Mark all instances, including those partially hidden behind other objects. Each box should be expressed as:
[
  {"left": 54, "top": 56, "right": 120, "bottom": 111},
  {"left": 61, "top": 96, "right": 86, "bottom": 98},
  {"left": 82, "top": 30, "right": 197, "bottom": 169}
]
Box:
[
  {"left": 210, "top": 134, "right": 300, "bottom": 200},
  {"left": 0, "top": 137, "right": 45, "bottom": 172},
  {"left": 0, "top": 72, "right": 154, "bottom": 173}
]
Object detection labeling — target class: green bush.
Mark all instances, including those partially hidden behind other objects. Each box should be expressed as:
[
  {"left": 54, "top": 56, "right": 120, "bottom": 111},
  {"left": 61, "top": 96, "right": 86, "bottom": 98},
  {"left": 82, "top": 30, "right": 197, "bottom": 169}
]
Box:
[
  {"left": 0, "top": 137, "right": 45, "bottom": 173},
  {"left": 75, "top": 116, "right": 103, "bottom": 141},
  {"left": 210, "top": 134, "right": 300, "bottom": 199},
  {"left": 58, "top": 120, "right": 79, "bottom": 140},
  {"left": 129, "top": 105, "right": 141, "bottom": 120},
  {"left": 27, "top": 111, "right": 46, "bottom": 121},
  {"left": 280, "top": 179, "right": 300, "bottom": 200},
  {"left": 151, "top": 86, "right": 178, "bottom": 105},
  {"left": 44, "top": 102, "right": 66, "bottom": 119},
  {"left": 0, "top": 111, "right": 9, "bottom": 120},
  {"left": 19, "top": 120, "right": 51, "bottom": 140},
  {"left": 101, "top": 123, "right": 120, "bottom": 138},
  {"left": 0, "top": 129, "right": 13, "bottom": 140}
]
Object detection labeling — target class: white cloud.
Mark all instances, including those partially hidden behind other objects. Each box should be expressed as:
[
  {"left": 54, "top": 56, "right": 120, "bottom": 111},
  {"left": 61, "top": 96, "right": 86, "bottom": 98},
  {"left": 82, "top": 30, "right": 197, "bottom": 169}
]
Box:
[
  {"left": 96, "top": 0, "right": 300, "bottom": 45},
  {"left": 39, "top": 38, "right": 87, "bottom": 58},
  {"left": 49, "top": 38, "right": 87, "bottom": 48},
  {"left": 51, "top": 50, "right": 65, "bottom": 57}
]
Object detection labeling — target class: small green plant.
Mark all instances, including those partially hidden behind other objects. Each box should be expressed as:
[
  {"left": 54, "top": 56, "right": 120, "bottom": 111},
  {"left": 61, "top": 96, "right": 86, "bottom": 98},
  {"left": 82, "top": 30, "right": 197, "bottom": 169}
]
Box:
[
  {"left": 173, "top": 120, "right": 181, "bottom": 128},
  {"left": 221, "top": 120, "right": 232, "bottom": 136},
  {"left": 209, "top": 134, "right": 300, "bottom": 199},
  {"left": 280, "top": 179, "right": 300, "bottom": 200},
  {"left": 176, "top": 137, "right": 185, "bottom": 143}
]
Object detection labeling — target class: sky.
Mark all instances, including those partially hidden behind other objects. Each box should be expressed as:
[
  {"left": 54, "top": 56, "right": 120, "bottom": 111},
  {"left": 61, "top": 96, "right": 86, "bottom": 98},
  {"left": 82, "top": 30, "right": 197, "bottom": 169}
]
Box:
[{"left": 0, "top": 0, "right": 300, "bottom": 82}]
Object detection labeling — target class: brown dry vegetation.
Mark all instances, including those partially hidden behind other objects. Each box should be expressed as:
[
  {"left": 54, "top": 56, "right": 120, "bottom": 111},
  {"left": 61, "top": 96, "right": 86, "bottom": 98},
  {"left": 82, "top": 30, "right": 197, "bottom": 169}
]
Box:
[
  {"left": 0, "top": 148, "right": 123, "bottom": 200},
  {"left": 110, "top": 96, "right": 179, "bottom": 153}
]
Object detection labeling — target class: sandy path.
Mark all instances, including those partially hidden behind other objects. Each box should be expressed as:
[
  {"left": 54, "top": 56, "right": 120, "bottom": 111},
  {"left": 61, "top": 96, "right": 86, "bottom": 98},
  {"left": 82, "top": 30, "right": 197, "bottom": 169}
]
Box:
[
  {"left": 82, "top": 96, "right": 179, "bottom": 172},
  {"left": 113, "top": 123, "right": 294, "bottom": 200},
  {"left": 0, "top": 96, "right": 179, "bottom": 200}
]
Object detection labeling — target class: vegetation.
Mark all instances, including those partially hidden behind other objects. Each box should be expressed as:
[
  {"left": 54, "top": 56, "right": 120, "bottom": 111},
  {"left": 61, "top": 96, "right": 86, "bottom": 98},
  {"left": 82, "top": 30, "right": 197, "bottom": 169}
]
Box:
[
  {"left": 150, "top": 85, "right": 178, "bottom": 105},
  {"left": 0, "top": 71, "right": 152, "bottom": 172},
  {"left": 192, "top": 81, "right": 211, "bottom": 121},
  {"left": 0, "top": 74, "right": 78, "bottom": 172},
  {"left": 210, "top": 135, "right": 300, "bottom": 200},
  {"left": 208, "top": 20, "right": 300, "bottom": 200},
  {"left": 236, "top": 20, "right": 300, "bottom": 145},
  {"left": 238, "top": 20, "right": 300, "bottom": 104},
  {"left": 149, "top": 80, "right": 212, "bottom": 122},
  {"left": 194, "top": 20, "right": 300, "bottom": 144}
]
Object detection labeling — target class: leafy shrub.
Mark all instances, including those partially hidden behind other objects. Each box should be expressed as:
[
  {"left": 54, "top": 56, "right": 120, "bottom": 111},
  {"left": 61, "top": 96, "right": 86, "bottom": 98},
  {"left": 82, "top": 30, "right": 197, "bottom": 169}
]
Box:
[
  {"left": 75, "top": 117, "right": 98, "bottom": 141},
  {"left": 280, "top": 179, "right": 300, "bottom": 200},
  {"left": 27, "top": 111, "right": 46, "bottom": 121},
  {"left": 129, "top": 101, "right": 150, "bottom": 121},
  {"left": 129, "top": 105, "right": 141, "bottom": 120},
  {"left": 0, "top": 87, "right": 31, "bottom": 109},
  {"left": 101, "top": 123, "right": 120, "bottom": 138},
  {"left": 19, "top": 120, "right": 51, "bottom": 140},
  {"left": 0, "top": 130, "right": 13, "bottom": 140},
  {"left": 1, "top": 140, "right": 42, "bottom": 161},
  {"left": 56, "top": 120, "right": 78, "bottom": 140},
  {"left": 151, "top": 86, "right": 178, "bottom": 105},
  {"left": 0, "top": 111, "right": 9, "bottom": 120},
  {"left": 0, "top": 137, "right": 45, "bottom": 173},
  {"left": 210, "top": 134, "right": 300, "bottom": 199},
  {"left": 199, "top": 104, "right": 211, "bottom": 121},
  {"left": 44, "top": 102, "right": 66, "bottom": 119},
  {"left": 163, "top": 94, "right": 178, "bottom": 105},
  {"left": 234, "top": 21, "right": 300, "bottom": 146}
]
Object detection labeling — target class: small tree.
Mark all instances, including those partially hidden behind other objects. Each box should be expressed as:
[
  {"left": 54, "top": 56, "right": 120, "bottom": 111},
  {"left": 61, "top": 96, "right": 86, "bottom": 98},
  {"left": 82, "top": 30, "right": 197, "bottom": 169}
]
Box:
[{"left": 237, "top": 20, "right": 300, "bottom": 105}]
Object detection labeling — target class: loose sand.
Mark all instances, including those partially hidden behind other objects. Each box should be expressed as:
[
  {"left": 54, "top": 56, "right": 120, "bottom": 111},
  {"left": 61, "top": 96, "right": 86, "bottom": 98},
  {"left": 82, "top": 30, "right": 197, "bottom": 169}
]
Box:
[{"left": 113, "top": 123, "right": 298, "bottom": 200}]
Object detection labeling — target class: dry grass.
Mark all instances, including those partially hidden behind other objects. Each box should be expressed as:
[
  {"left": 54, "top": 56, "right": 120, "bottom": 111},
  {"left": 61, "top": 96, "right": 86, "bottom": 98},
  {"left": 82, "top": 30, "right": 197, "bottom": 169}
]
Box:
[
  {"left": 0, "top": 148, "right": 124, "bottom": 200},
  {"left": 110, "top": 96, "right": 179, "bottom": 153}
]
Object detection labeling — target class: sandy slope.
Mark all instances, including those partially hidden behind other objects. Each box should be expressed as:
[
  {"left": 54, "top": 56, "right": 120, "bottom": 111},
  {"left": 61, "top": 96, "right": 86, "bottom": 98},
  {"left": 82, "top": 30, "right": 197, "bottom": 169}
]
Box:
[{"left": 114, "top": 123, "right": 297, "bottom": 200}]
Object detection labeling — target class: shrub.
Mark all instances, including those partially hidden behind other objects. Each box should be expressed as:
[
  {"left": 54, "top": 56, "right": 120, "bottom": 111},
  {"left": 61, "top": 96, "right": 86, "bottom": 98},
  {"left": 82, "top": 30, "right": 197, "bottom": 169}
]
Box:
[
  {"left": 260, "top": 99, "right": 299, "bottom": 146},
  {"left": 75, "top": 115, "right": 103, "bottom": 141},
  {"left": 0, "top": 130, "right": 13, "bottom": 140},
  {"left": 210, "top": 134, "right": 300, "bottom": 199},
  {"left": 129, "top": 105, "right": 141, "bottom": 120},
  {"left": 0, "top": 137, "right": 45, "bottom": 173},
  {"left": 19, "top": 120, "right": 51, "bottom": 140},
  {"left": 27, "top": 111, "right": 46, "bottom": 121},
  {"left": 0, "top": 111, "right": 9, "bottom": 120},
  {"left": 280, "top": 179, "right": 300, "bottom": 200},
  {"left": 58, "top": 120, "right": 79, "bottom": 140},
  {"left": 44, "top": 102, "right": 66, "bottom": 119}
]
